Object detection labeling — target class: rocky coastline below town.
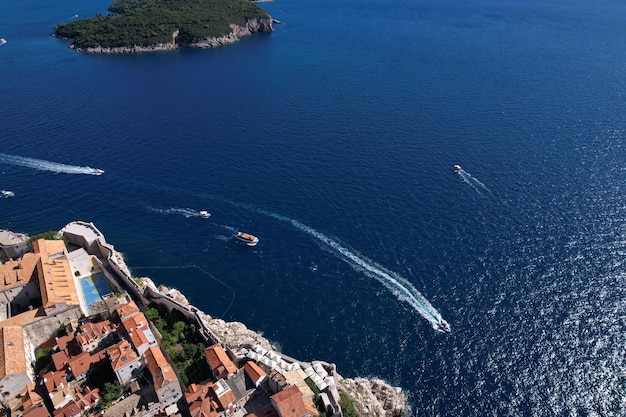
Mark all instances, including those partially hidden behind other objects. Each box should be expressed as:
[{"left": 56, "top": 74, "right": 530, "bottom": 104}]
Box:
[
  {"left": 58, "top": 18, "right": 274, "bottom": 54},
  {"left": 145, "top": 280, "right": 409, "bottom": 417}
]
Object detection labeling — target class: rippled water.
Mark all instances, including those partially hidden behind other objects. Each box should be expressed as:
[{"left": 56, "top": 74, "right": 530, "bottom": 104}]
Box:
[{"left": 2, "top": 0, "right": 626, "bottom": 415}]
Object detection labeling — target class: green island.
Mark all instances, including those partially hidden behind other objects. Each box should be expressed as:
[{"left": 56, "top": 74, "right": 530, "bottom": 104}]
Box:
[{"left": 54, "top": 0, "right": 272, "bottom": 51}]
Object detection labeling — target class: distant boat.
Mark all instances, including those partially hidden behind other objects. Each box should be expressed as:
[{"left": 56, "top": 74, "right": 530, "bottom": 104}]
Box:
[
  {"left": 235, "top": 231, "right": 259, "bottom": 246},
  {"left": 199, "top": 210, "right": 211, "bottom": 218},
  {"left": 1, "top": 190, "right": 15, "bottom": 198},
  {"left": 435, "top": 319, "right": 451, "bottom": 333},
  {"left": 453, "top": 164, "right": 462, "bottom": 172},
  {"left": 0, "top": 39, "right": 6, "bottom": 45}
]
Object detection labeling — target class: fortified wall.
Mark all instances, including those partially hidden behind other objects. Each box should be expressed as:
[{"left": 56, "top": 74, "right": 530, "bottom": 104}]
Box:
[{"left": 59, "top": 221, "right": 408, "bottom": 417}]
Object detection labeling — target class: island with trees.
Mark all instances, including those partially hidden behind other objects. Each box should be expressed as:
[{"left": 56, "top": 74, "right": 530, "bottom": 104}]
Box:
[{"left": 53, "top": 0, "right": 273, "bottom": 53}]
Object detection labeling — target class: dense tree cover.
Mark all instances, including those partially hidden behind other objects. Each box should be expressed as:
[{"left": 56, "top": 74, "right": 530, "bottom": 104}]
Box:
[
  {"left": 54, "top": 0, "right": 270, "bottom": 48},
  {"left": 144, "top": 304, "right": 211, "bottom": 386}
]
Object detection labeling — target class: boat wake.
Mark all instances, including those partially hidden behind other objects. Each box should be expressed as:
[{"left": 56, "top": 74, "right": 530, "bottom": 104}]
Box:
[
  {"left": 0, "top": 153, "right": 104, "bottom": 175},
  {"left": 258, "top": 209, "right": 446, "bottom": 330},
  {"left": 148, "top": 206, "right": 208, "bottom": 218},
  {"left": 457, "top": 168, "right": 490, "bottom": 193}
]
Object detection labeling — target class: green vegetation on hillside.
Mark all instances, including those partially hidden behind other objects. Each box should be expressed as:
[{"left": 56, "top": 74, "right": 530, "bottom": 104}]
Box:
[
  {"left": 54, "top": 0, "right": 270, "bottom": 49},
  {"left": 144, "top": 304, "right": 210, "bottom": 386}
]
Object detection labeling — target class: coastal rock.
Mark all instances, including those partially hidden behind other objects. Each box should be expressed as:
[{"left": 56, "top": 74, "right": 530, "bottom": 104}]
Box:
[
  {"left": 207, "top": 318, "right": 273, "bottom": 351},
  {"left": 72, "top": 42, "right": 178, "bottom": 54},
  {"left": 337, "top": 377, "right": 409, "bottom": 417},
  {"left": 186, "top": 17, "right": 273, "bottom": 48}
]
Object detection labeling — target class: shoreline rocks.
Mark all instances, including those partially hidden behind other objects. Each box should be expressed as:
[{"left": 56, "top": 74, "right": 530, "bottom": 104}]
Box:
[
  {"left": 62, "top": 17, "right": 273, "bottom": 54},
  {"left": 148, "top": 280, "right": 409, "bottom": 416}
]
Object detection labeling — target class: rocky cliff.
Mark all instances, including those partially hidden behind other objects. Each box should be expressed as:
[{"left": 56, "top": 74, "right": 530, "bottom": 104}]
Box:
[{"left": 69, "top": 17, "right": 273, "bottom": 53}]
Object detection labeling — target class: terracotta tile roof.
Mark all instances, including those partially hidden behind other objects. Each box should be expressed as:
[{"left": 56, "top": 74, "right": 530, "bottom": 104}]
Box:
[
  {"left": 244, "top": 361, "right": 267, "bottom": 386},
  {"left": 271, "top": 385, "right": 311, "bottom": 417},
  {"left": 22, "top": 405, "right": 51, "bottom": 417},
  {"left": 185, "top": 381, "right": 219, "bottom": 417},
  {"left": 67, "top": 351, "right": 96, "bottom": 377},
  {"left": 55, "top": 334, "right": 75, "bottom": 351},
  {"left": 33, "top": 240, "right": 80, "bottom": 308},
  {"left": 145, "top": 346, "right": 178, "bottom": 390},
  {"left": 75, "top": 386, "right": 100, "bottom": 410},
  {"left": 41, "top": 369, "right": 69, "bottom": 394},
  {"left": 0, "top": 326, "right": 27, "bottom": 378},
  {"left": 75, "top": 320, "right": 115, "bottom": 348},
  {"left": 0, "top": 252, "right": 40, "bottom": 291},
  {"left": 53, "top": 400, "right": 80, "bottom": 417},
  {"left": 204, "top": 344, "right": 237, "bottom": 380},
  {"left": 106, "top": 340, "right": 138, "bottom": 371},
  {"left": 18, "top": 383, "right": 44, "bottom": 410},
  {"left": 114, "top": 301, "right": 140, "bottom": 321},
  {"left": 51, "top": 350, "right": 69, "bottom": 372},
  {"left": 122, "top": 313, "right": 152, "bottom": 349}
]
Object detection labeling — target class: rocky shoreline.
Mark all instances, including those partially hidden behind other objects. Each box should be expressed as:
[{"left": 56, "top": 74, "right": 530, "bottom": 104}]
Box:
[
  {"left": 144, "top": 279, "right": 409, "bottom": 417},
  {"left": 61, "top": 18, "right": 273, "bottom": 54}
]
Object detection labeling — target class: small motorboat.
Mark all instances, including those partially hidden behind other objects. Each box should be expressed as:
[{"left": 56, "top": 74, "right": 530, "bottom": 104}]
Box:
[
  {"left": 236, "top": 231, "right": 259, "bottom": 246},
  {"left": 199, "top": 210, "right": 211, "bottom": 218},
  {"left": 0, "top": 39, "right": 6, "bottom": 45},
  {"left": 1, "top": 190, "right": 14, "bottom": 198},
  {"left": 453, "top": 164, "right": 462, "bottom": 172},
  {"left": 435, "top": 319, "right": 451, "bottom": 333}
]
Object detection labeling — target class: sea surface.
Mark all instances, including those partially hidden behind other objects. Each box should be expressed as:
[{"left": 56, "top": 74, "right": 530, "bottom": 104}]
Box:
[{"left": 2, "top": 0, "right": 626, "bottom": 415}]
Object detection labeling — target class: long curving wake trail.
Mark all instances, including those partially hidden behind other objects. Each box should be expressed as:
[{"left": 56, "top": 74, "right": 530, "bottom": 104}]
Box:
[{"left": 0, "top": 153, "right": 104, "bottom": 175}]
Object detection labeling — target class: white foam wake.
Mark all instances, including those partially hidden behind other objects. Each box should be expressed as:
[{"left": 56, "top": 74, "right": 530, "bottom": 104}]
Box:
[
  {"left": 259, "top": 209, "right": 444, "bottom": 327},
  {"left": 458, "top": 169, "right": 489, "bottom": 193},
  {"left": 148, "top": 207, "right": 205, "bottom": 218},
  {"left": 0, "top": 153, "right": 104, "bottom": 175}
]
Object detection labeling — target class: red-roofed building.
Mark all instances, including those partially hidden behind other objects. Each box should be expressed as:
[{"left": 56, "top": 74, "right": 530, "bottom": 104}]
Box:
[
  {"left": 145, "top": 346, "right": 182, "bottom": 409},
  {"left": 51, "top": 351, "right": 69, "bottom": 372},
  {"left": 40, "top": 369, "right": 72, "bottom": 410},
  {"left": 186, "top": 382, "right": 219, "bottom": 417},
  {"left": 270, "top": 385, "right": 312, "bottom": 417},
  {"left": 114, "top": 300, "right": 140, "bottom": 322},
  {"left": 204, "top": 344, "right": 237, "bottom": 380},
  {"left": 75, "top": 320, "right": 116, "bottom": 353},
  {"left": 53, "top": 400, "right": 81, "bottom": 417},
  {"left": 122, "top": 312, "right": 157, "bottom": 356},
  {"left": 213, "top": 379, "right": 236, "bottom": 415},
  {"left": 74, "top": 386, "right": 100, "bottom": 413},
  {"left": 243, "top": 361, "right": 267, "bottom": 387},
  {"left": 106, "top": 340, "right": 142, "bottom": 385},
  {"left": 67, "top": 351, "right": 106, "bottom": 381},
  {"left": 22, "top": 405, "right": 52, "bottom": 417}
]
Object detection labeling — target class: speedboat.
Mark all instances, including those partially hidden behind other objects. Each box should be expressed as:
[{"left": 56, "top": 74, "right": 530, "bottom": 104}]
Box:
[
  {"left": 0, "top": 39, "right": 6, "bottom": 45},
  {"left": 1, "top": 190, "right": 14, "bottom": 198},
  {"left": 435, "top": 319, "right": 451, "bottom": 333},
  {"left": 236, "top": 231, "right": 259, "bottom": 246},
  {"left": 453, "top": 164, "right": 462, "bottom": 172},
  {"left": 199, "top": 210, "right": 211, "bottom": 218}
]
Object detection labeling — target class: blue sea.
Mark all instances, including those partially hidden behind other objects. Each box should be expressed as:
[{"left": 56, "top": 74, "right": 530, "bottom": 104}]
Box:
[{"left": 2, "top": 0, "right": 626, "bottom": 415}]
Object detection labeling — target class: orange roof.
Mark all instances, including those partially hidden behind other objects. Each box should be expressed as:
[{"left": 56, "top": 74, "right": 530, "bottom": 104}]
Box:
[
  {"left": 244, "top": 361, "right": 267, "bottom": 385},
  {"left": 0, "top": 326, "right": 27, "bottom": 378},
  {"left": 51, "top": 350, "right": 69, "bottom": 371},
  {"left": 214, "top": 387, "right": 236, "bottom": 411},
  {"left": 41, "top": 369, "right": 69, "bottom": 393},
  {"left": 106, "top": 340, "right": 138, "bottom": 371},
  {"left": 33, "top": 239, "right": 80, "bottom": 308},
  {"left": 22, "top": 405, "right": 51, "bottom": 417},
  {"left": 75, "top": 386, "right": 100, "bottom": 410},
  {"left": 67, "top": 351, "right": 105, "bottom": 378},
  {"left": 204, "top": 344, "right": 237, "bottom": 379},
  {"left": 0, "top": 252, "right": 40, "bottom": 291},
  {"left": 76, "top": 320, "right": 115, "bottom": 347},
  {"left": 53, "top": 400, "right": 80, "bottom": 417},
  {"left": 115, "top": 300, "right": 140, "bottom": 321},
  {"left": 271, "top": 385, "right": 310, "bottom": 417},
  {"left": 145, "top": 346, "right": 178, "bottom": 390}
]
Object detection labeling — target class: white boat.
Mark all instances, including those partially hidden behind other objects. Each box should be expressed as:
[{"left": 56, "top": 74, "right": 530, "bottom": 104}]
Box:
[
  {"left": 236, "top": 231, "right": 259, "bottom": 246},
  {"left": 199, "top": 210, "right": 211, "bottom": 218},
  {"left": 1, "top": 190, "right": 15, "bottom": 198},
  {"left": 453, "top": 164, "right": 462, "bottom": 172},
  {"left": 0, "top": 39, "right": 6, "bottom": 45},
  {"left": 435, "top": 319, "right": 451, "bottom": 333}
]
